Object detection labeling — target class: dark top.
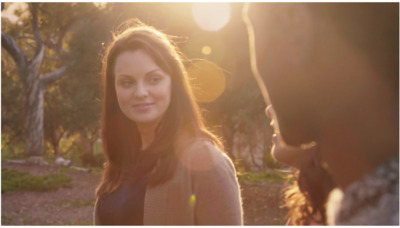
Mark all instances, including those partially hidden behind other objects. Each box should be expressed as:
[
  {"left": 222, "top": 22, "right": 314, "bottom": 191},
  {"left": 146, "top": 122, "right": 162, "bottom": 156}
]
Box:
[{"left": 96, "top": 175, "right": 148, "bottom": 225}]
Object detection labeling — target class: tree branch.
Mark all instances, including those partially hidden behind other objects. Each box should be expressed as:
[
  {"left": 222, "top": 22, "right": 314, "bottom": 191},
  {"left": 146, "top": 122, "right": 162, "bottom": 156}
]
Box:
[
  {"left": 27, "top": 44, "right": 44, "bottom": 74},
  {"left": 54, "top": 27, "right": 68, "bottom": 54},
  {"left": 40, "top": 65, "right": 70, "bottom": 85},
  {"left": 29, "top": 3, "right": 43, "bottom": 58},
  {"left": 1, "top": 31, "right": 28, "bottom": 80}
]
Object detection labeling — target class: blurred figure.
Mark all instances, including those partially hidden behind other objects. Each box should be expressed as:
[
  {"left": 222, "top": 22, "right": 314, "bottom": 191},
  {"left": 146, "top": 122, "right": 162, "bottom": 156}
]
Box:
[
  {"left": 94, "top": 20, "right": 242, "bottom": 225},
  {"left": 267, "top": 105, "right": 316, "bottom": 169},
  {"left": 268, "top": 105, "right": 335, "bottom": 225},
  {"left": 243, "top": 3, "right": 399, "bottom": 225}
]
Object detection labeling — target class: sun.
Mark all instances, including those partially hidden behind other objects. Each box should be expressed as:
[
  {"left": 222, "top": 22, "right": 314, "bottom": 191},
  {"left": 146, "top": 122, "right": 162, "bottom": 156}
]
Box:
[{"left": 192, "top": 3, "right": 231, "bottom": 32}]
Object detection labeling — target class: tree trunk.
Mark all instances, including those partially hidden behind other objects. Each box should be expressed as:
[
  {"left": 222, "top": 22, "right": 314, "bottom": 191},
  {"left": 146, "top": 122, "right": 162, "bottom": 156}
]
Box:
[
  {"left": 2, "top": 4, "right": 70, "bottom": 159},
  {"left": 53, "top": 143, "right": 61, "bottom": 156},
  {"left": 25, "top": 73, "right": 44, "bottom": 156},
  {"left": 81, "top": 130, "right": 93, "bottom": 155},
  {"left": 247, "top": 132, "right": 263, "bottom": 172},
  {"left": 80, "top": 130, "right": 94, "bottom": 164},
  {"left": 51, "top": 134, "right": 62, "bottom": 157},
  {"left": 49, "top": 127, "right": 65, "bottom": 156}
]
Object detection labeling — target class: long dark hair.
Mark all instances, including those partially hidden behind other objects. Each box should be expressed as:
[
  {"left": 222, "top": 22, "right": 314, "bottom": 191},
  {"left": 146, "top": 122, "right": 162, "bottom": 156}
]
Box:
[
  {"left": 96, "top": 20, "right": 222, "bottom": 198},
  {"left": 283, "top": 154, "right": 335, "bottom": 225}
]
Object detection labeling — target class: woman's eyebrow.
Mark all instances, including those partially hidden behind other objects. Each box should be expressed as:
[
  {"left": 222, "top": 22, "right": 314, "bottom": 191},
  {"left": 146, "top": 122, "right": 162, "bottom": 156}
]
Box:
[
  {"left": 145, "top": 69, "right": 163, "bottom": 76},
  {"left": 115, "top": 74, "right": 134, "bottom": 79},
  {"left": 116, "top": 68, "right": 163, "bottom": 79}
]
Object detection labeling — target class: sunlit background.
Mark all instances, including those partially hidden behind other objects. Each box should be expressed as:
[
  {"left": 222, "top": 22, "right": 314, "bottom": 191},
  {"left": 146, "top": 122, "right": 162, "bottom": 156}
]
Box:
[
  {"left": 2, "top": 1, "right": 269, "bottom": 169},
  {"left": 1, "top": 2, "right": 280, "bottom": 225},
  {"left": 189, "top": 3, "right": 230, "bottom": 104},
  {"left": 1, "top": 2, "right": 28, "bottom": 23}
]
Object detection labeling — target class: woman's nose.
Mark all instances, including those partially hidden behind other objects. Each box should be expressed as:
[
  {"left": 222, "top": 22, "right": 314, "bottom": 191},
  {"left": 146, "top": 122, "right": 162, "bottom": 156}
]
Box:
[
  {"left": 135, "top": 82, "right": 149, "bottom": 99},
  {"left": 265, "top": 105, "right": 273, "bottom": 118}
]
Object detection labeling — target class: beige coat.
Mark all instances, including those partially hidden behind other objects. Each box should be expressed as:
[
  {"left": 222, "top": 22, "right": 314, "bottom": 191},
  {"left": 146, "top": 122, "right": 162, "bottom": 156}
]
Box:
[{"left": 94, "top": 138, "right": 243, "bottom": 225}]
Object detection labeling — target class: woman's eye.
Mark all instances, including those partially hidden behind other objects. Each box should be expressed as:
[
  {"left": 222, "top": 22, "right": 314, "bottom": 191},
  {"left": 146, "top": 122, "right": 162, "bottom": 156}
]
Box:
[
  {"left": 149, "top": 76, "right": 162, "bottom": 84},
  {"left": 120, "top": 81, "right": 133, "bottom": 87}
]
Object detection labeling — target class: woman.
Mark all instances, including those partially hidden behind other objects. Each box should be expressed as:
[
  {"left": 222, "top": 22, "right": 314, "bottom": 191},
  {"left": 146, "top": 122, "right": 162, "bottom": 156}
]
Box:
[
  {"left": 94, "top": 20, "right": 243, "bottom": 225},
  {"left": 267, "top": 105, "right": 335, "bottom": 225},
  {"left": 244, "top": 3, "right": 398, "bottom": 225}
]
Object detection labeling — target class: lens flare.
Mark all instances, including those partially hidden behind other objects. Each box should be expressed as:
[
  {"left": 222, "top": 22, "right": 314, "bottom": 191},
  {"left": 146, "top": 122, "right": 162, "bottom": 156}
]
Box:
[
  {"left": 187, "top": 60, "right": 226, "bottom": 103},
  {"left": 201, "top": 46, "right": 212, "bottom": 55},
  {"left": 189, "top": 194, "right": 196, "bottom": 207}
]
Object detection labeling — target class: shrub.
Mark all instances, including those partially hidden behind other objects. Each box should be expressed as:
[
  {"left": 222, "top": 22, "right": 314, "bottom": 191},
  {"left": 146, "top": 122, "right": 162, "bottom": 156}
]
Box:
[
  {"left": 264, "top": 151, "right": 286, "bottom": 169},
  {"left": 1, "top": 141, "right": 25, "bottom": 160},
  {"left": 237, "top": 170, "right": 290, "bottom": 183},
  {"left": 80, "top": 152, "right": 104, "bottom": 168},
  {"left": 2, "top": 168, "right": 72, "bottom": 193},
  {"left": 2, "top": 214, "right": 16, "bottom": 225}
]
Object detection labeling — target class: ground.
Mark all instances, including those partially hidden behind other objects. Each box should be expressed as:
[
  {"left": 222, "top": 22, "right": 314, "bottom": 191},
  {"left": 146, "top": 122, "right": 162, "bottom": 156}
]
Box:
[{"left": 1, "top": 163, "right": 288, "bottom": 225}]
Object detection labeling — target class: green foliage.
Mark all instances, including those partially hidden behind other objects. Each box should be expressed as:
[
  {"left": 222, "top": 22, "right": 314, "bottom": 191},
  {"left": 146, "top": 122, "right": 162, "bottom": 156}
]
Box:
[
  {"left": 1, "top": 168, "right": 72, "bottom": 193},
  {"left": 89, "top": 166, "right": 105, "bottom": 174},
  {"left": 93, "top": 141, "right": 103, "bottom": 155},
  {"left": 42, "top": 3, "right": 103, "bottom": 157},
  {"left": 1, "top": 214, "right": 16, "bottom": 225},
  {"left": 237, "top": 170, "right": 289, "bottom": 184},
  {"left": 1, "top": 140, "right": 25, "bottom": 160},
  {"left": 59, "top": 139, "right": 104, "bottom": 168},
  {"left": 264, "top": 151, "right": 286, "bottom": 170},
  {"left": 2, "top": 53, "right": 26, "bottom": 150},
  {"left": 233, "top": 158, "right": 247, "bottom": 173},
  {"left": 80, "top": 152, "right": 105, "bottom": 168}
]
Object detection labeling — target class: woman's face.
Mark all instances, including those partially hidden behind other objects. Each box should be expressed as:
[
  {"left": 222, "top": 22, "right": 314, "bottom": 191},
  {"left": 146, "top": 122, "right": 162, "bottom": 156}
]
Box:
[
  {"left": 114, "top": 49, "right": 172, "bottom": 127},
  {"left": 267, "top": 105, "right": 312, "bottom": 167}
]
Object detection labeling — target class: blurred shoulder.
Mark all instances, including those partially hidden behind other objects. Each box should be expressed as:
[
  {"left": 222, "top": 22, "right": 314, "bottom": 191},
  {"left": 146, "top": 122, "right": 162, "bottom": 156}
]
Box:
[{"left": 178, "top": 137, "right": 232, "bottom": 172}]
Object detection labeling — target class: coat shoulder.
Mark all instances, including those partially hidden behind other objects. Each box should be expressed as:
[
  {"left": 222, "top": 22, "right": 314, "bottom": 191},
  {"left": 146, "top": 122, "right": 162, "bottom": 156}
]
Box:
[{"left": 179, "top": 138, "right": 232, "bottom": 172}]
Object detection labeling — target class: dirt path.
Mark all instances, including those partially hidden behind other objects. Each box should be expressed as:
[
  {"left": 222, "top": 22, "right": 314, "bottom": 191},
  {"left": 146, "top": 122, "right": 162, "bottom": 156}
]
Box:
[
  {"left": 2, "top": 163, "right": 287, "bottom": 225},
  {"left": 241, "top": 182, "right": 288, "bottom": 225}
]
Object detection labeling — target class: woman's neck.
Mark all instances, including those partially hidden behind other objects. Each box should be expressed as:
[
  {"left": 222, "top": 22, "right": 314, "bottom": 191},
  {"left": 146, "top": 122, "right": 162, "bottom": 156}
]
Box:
[{"left": 136, "top": 121, "right": 159, "bottom": 150}]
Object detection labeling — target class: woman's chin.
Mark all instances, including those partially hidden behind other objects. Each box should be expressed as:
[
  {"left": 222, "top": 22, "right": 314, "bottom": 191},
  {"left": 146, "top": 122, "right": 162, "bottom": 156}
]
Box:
[
  {"left": 270, "top": 145, "right": 280, "bottom": 161},
  {"left": 128, "top": 112, "right": 158, "bottom": 123},
  {"left": 131, "top": 116, "right": 160, "bottom": 126},
  {"left": 271, "top": 145, "right": 299, "bottom": 166}
]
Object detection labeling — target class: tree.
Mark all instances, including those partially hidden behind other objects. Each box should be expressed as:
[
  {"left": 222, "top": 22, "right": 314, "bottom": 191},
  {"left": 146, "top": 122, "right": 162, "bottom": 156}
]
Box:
[
  {"left": 212, "top": 79, "right": 274, "bottom": 171},
  {"left": 1, "top": 3, "right": 98, "bottom": 159}
]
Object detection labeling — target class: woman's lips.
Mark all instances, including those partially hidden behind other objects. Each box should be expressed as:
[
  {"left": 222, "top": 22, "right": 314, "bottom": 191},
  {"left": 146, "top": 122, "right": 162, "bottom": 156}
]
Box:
[
  {"left": 272, "top": 133, "right": 278, "bottom": 143},
  {"left": 132, "top": 103, "right": 154, "bottom": 111}
]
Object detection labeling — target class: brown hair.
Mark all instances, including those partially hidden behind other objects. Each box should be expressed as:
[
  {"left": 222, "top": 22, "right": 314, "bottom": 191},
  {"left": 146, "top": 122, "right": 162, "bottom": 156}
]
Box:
[
  {"left": 245, "top": 3, "right": 399, "bottom": 147},
  {"left": 96, "top": 20, "right": 222, "bottom": 198},
  {"left": 283, "top": 154, "right": 335, "bottom": 225}
]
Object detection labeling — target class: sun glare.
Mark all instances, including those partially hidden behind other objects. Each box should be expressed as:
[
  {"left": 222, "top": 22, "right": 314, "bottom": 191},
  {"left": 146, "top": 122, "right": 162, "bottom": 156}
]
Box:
[
  {"left": 192, "top": 3, "right": 231, "bottom": 32},
  {"left": 94, "top": 2, "right": 107, "bottom": 9}
]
